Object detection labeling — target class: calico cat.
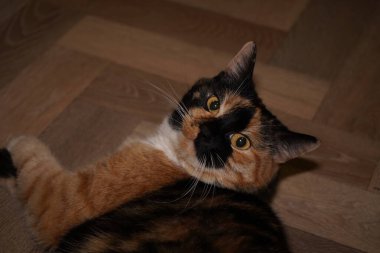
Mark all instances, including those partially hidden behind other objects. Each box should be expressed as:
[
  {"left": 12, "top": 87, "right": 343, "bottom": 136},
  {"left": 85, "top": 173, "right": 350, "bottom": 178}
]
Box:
[{"left": 0, "top": 42, "right": 319, "bottom": 253}]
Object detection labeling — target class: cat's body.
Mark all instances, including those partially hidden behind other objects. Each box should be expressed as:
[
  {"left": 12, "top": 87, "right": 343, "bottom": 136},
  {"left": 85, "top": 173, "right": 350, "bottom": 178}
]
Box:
[
  {"left": 0, "top": 42, "right": 319, "bottom": 252},
  {"left": 58, "top": 179, "right": 289, "bottom": 253}
]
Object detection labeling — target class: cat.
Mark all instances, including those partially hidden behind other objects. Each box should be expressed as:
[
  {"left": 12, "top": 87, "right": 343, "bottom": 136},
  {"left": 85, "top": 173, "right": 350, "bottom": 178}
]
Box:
[{"left": 0, "top": 42, "right": 319, "bottom": 253}]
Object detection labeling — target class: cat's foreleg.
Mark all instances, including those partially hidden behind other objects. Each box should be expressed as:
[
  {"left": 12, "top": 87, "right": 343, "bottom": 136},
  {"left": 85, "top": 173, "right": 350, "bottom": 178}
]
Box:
[
  {"left": 0, "top": 136, "right": 69, "bottom": 247},
  {"left": 0, "top": 136, "right": 134, "bottom": 248},
  {"left": 0, "top": 135, "right": 185, "bottom": 249}
]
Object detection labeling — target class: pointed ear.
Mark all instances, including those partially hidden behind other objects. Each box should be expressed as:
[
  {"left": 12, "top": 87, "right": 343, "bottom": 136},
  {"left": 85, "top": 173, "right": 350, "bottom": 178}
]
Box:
[
  {"left": 225, "top": 41, "right": 257, "bottom": 80},
  {"left": 273, "top": 130, "right": 320, "bottom": 163}
]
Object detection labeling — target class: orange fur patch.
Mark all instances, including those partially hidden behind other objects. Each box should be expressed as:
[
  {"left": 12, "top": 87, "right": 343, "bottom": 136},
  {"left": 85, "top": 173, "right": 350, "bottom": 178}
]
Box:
[
  {"left": 192, "top": 91, "right": 201, "bottom": 99},
  {"left": 8, "top": 137, "right": 188, "bottom": 248},
  {"left": 220, "top": 93, "right": 252, "bottom": 115}
]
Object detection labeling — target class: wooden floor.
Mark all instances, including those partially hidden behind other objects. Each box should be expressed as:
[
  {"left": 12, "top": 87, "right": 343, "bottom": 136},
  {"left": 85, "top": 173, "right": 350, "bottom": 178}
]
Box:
[{"left": 0, "top": 0, "right": 380, "bottom": 252}]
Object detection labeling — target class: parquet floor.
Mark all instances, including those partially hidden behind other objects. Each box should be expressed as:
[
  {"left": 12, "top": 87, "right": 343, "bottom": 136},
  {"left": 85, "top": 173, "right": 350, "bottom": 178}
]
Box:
[{"left": 0, "top": 0, "right": 379, "bottom": 252}]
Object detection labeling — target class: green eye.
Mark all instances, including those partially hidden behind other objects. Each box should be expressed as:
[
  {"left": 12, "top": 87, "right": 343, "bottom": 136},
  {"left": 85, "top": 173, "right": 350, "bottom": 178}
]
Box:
[
  {"left": 207, "top": 96, "right": 220, "bottom": 114},
  {"left": 230, "top": 133, "right": 251, "bottom": 150}
]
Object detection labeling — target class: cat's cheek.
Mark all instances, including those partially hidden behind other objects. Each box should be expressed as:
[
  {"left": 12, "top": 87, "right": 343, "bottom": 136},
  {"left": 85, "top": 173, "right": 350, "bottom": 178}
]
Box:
[
  {"left": 227, "top": 150, "right": 277, "bottom": 190},
  {"left": 229, "top": 150, "right": 253, "bottom": 167},
  {"left": 176, "top": 136, "right": 198, "bottom": 170},
  {"left": 250, "top": 156, "right": 278, "bottom": 189}
]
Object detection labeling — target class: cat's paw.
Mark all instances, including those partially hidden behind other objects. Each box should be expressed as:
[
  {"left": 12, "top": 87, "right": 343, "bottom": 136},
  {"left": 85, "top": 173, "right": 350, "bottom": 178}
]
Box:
[{"left": 7, "top": 136, "right": 52, "bottom": 169}]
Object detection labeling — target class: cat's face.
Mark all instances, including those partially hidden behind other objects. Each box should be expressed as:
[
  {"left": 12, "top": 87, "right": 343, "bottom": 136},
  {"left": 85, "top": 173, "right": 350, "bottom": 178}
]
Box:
[{"left": 169, "top": 42, "right": 319, "bottom": 192}]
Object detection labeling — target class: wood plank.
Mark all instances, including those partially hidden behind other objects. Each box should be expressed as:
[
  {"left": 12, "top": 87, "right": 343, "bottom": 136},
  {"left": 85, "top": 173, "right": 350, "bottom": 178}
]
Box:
[
  {"left": 0, "top": 46, "right": 107, "bottom": 146},
  {"left": 0, "top": 190, "right": 40, "bottom": 253},
  {"left": 58, "top": 16, "right": 225, "bottom": 84},
  {"left": 45, "top": 0, "right": 90, "bottom": 9},
  {"left": 270, "top": 0, "right": 378, "bottom": 80},
  {"left": 0, "top": 0, "right": 83, "bottom": 89},
  {"left": 369, "top": 162, "right": 380, "bottom": 194},
  {"left": 285, "top": 226, "right": 364, "bottom": 253},
  {"left": 273, "top": 168, "right": 380, "bottom": 253},
  {"left": 169, "top": 0, "right": 309, "bottom": 31},
  {"left": 0, "top": 0, "right": 28, "bottom": 25},
  {"left": 255, "top": 64, "right": 328, "bottom": 120},
  {"left": 313, "top": 5, "right": 380, "bottom": 141},
  {"left": 39, "top": 98, "right": 143, "bottom": 169},
  {"left": 59, "top": 16, "right": 327, "bottom": 120},
  {"left": 276, "top": 111, "right": 380, "bottom": 190},
  {"left": 80, "top": 64, "right": 189, "bottom": 121},
  {"left": 84, "top": 0, "right": 285, "bottom": 62}
]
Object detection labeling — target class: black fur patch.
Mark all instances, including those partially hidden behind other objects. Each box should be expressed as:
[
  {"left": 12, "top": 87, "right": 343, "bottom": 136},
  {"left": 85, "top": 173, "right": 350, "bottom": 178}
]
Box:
[
  {"left": 194, "top": 108, "right": 254, "bottom": 168},
  {"left": 0, "top": 149, "right": 17, "bottom": 178},
  {"left": 169, "top": 73, "right": 257, "bottom": 131},
  {"left": 57, "top": 179, "right": 290, "bottom": 253}
]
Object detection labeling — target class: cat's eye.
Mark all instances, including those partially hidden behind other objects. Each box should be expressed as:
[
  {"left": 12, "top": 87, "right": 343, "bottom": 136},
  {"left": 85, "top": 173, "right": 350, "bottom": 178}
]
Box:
[
  {"left": 206, "top": 96, "right": 220, "bottom": 114},
  {"left": 230, "top": 133, "right": 251, "bottom": 150}
]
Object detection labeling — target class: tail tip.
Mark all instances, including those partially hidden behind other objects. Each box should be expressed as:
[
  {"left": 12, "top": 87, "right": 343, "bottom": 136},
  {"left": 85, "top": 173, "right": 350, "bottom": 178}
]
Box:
[{"left": 0, "top": 148, "right": 17, "bottom": 178}]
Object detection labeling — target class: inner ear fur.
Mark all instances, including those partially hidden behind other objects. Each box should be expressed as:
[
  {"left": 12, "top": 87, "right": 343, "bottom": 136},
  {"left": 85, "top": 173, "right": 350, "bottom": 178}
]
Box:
[{"left": 273, "top": 130, "right": 320, "bottom": 163}]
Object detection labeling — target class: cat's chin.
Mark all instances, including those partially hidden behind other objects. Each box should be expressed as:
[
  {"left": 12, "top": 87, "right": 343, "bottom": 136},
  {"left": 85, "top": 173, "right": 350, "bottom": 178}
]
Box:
[{"left": 177, "top": 157, "right": 233, "bottom": 191}]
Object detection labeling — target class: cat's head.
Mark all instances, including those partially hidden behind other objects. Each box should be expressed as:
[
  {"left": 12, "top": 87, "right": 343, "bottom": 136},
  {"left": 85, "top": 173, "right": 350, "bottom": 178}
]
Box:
[{"left": 168, "top": 42, "right": 319, "bottom": 192}]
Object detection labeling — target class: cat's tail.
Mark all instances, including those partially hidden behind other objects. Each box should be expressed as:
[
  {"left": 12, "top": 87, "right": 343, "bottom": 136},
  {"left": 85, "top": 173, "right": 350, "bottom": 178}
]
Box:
[{"left": 0, "top": 148, "right": 17, "bottom": 178}]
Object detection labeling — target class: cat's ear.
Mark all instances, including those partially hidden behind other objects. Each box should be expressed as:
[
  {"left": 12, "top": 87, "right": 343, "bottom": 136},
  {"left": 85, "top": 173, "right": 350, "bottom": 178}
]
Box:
[
  {"left": 273, "top": 130, "right": 320, "bottom": 163},
  {"left": 225, "top": 41, "right": 257, "bottom": 80}
]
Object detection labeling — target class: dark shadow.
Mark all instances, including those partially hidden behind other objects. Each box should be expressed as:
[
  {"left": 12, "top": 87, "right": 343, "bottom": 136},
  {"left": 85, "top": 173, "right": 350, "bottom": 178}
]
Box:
[{"left": 258, "top": 158, "right": 320, "bottom": 203}]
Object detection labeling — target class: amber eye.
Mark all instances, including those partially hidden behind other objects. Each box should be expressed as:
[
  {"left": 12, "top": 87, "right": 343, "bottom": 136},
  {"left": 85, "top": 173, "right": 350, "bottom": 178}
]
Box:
[
  {"left": 206, "top": 96, "right": 220, "bottom": 114},
  {"left": 230, "top": 133, "right": 251, "bottom": 150}
]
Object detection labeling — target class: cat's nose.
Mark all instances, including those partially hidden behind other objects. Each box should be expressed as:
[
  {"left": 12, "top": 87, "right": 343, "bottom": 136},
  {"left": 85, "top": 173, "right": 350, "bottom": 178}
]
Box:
[{"left": 199, "top": 120, "right": 221, "bottom": 138}]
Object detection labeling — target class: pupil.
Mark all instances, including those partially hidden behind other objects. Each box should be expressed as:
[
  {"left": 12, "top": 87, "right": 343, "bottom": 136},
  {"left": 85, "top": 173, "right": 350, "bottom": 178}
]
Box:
[
  {"left": 236, "top": 137, "right": 246, "bottom": 147},
  {"left": 210, "top": 101, "right": 220, "bottom": 110}
]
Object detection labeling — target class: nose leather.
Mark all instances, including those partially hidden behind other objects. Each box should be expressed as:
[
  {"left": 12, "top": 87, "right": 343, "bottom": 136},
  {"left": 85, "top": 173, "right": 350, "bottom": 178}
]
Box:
[
  {"left": 199, "top": 119, "right": 222, "bottom": 138},
  {"left": 199, "top": 124, "right": 212, "bottom": 138}
]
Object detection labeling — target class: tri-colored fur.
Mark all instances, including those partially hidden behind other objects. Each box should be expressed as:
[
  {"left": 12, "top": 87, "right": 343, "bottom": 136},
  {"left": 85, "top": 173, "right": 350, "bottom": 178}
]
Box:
[{"left": 0, "top": 42, "right": 319, "bottom": 252}]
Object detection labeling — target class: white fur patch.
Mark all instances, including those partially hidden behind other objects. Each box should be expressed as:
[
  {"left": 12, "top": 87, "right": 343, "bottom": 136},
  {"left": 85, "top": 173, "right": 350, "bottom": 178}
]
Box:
[
  {"left": 144, "top": 117, "right": 182, "bottom": 167},
  {"left": 7, "top": 135, "right": 28, "bottom": 151}
]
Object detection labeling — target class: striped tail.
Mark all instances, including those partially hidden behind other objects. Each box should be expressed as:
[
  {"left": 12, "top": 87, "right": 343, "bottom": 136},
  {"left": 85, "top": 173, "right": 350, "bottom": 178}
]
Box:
[{"left": 0, "top": 148, "right": 17, "bottom": 178}]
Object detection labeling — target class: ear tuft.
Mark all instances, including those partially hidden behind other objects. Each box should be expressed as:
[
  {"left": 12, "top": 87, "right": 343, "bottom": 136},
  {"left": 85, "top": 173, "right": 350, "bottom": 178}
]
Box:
[
  {"left": 273, "top": 131, "right": 320, "bottom": 163},
  {"left": 225, "top": 41, "right": 257, "bottom": 79}
]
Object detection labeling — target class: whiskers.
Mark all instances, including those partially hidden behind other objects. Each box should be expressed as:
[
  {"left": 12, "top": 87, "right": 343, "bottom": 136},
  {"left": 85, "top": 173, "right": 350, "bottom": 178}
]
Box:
[
  {"left": 143, "top": 79, "right": 191, "bottom": 125},
  {"left": 148, "top": 155, "right": 217, "bottom": 209},
  {"left": 141, "top": 78, "right": 219, "bottom": 208},
  {"left": 183, "top": 155, "right": 206, "bottom": 208}
]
